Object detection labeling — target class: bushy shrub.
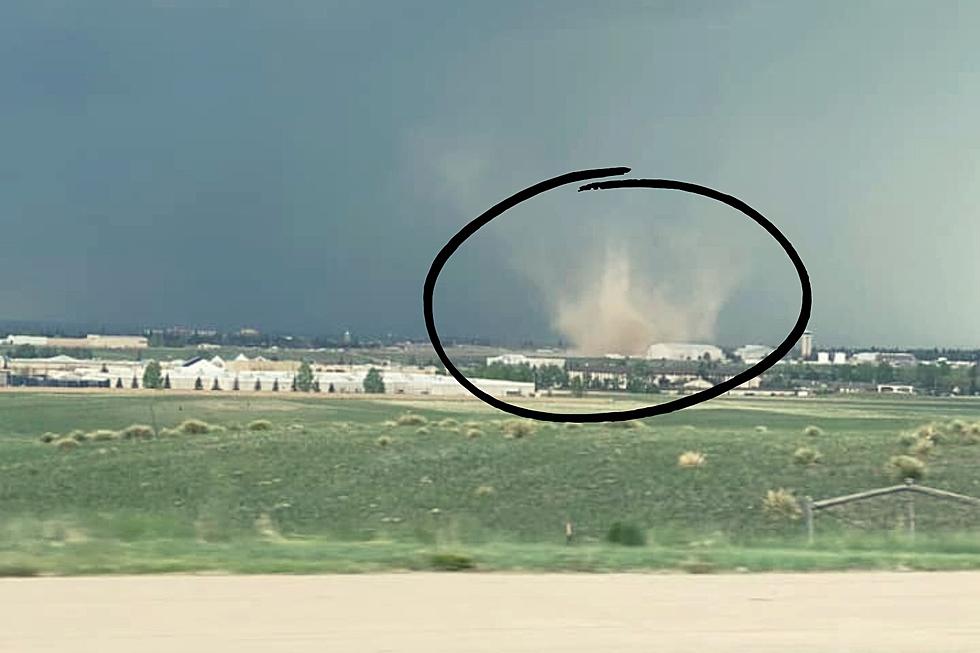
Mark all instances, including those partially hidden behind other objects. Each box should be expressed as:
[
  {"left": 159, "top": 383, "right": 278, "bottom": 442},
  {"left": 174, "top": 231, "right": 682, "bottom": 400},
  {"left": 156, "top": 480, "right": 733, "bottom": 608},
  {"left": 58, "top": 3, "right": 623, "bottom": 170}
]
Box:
[
  {"left": 377, "top": 435, "right": 392, "bottom": 447},
  {"left": 90, "top": 429, "right": 120, "bottom": 442},
  {"left": 120, "top": 424, "right": 154, "bottom": 440},
  {"left": 416, "top": 427, "right": 430, "bottom": 435},
  {"left": 606, "top": 522, "right": 647, "bottom": 546},
  {"left": 793, "top": 446, "right": 822, "bottom": 466},
  {"left": 438, "top": 418, "right": 458, "bottom": 428},
  {"left": 887, "top": 455, "right": 926, "bottom": 481},
  {"left": 896, "top": 432, "right": 919, "bottom": 447},
  {"left": 502, "top": 420, "right": 536, "bottom": 439},
  {"left": 54, "top": 438, "right": 79, "bottom": 451},
  {"left": 947, "top": 419, "right": 967, "bottom": 435},
  {"left": 762, "top": 489, "right": 802, "bottom": 520},
  {"left": 755, "top": 425, "right": 768, "bottom": 433},
  {"left": 39, "top": 432, "right": 57, "bottom": 444},
  {"left": 465, "top": 428, "right": 482, "bottom": 439},
  {"left": 909, "top": 437, "right": 934, "bottom": 458},
  {"left": 247, "top": 419, "right": 272, "bottom": 432},
  {"left": 678, "top": 451, "right": 706, "bottom": 469},
  {"left": 474, "top": 484, "right": 495, "bottom": 496},
  {"left": 396, "top": 413, "right": 427, "bottom": 427},
  {"left": 158, "top": 428, "right": 181, "bottom": 438},
  {"left": 429, "top": 552, "right": 475, "bottom": 571},
  {"left": 803, "top": 425, "right": 823, "bottom": 437},
  {"left": 565, "top": 422, "right": 583, "bottom": 429},
  {"left": 178, "top": 419, "right": 212, "bottom": 435},
  {"left": 67, "top": 429, "right": 87, "bottom": 442},
  {"left": 917, "top": 423, "right": 939, "bottom": 441}
]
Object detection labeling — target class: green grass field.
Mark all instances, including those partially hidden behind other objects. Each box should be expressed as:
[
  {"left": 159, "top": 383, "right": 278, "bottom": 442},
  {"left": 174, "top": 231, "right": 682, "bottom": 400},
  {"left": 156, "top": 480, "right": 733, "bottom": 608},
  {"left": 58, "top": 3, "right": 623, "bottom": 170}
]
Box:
[{"left": 2, "top": 390, "right": 979, "bottom": 575}]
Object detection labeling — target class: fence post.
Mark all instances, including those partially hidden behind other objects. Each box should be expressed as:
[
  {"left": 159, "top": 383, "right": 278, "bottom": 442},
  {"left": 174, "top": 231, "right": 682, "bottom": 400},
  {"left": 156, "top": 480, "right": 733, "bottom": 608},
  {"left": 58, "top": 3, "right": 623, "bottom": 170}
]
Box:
[
  {"left": 905, "top": 478, "right": 916, "bottom": 539},
  {"left": 804, "top": 496, "right": 814, "bottom": 545}
]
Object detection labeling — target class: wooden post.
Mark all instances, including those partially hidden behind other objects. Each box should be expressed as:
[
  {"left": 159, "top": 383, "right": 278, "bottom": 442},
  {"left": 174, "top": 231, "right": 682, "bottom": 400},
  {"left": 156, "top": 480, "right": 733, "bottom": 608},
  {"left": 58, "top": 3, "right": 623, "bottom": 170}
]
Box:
[
  {"left": 905, "top": 478, "right": 916, "bottom": 539},
  {"left": 804, "top": 496, "right": 814, "bottom": 545}
]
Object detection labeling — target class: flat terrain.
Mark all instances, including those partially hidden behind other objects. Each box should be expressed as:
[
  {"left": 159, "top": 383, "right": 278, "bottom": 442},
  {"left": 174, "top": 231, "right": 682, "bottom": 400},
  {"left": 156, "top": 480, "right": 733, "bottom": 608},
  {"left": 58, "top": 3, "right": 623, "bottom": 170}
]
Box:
[
  {"left": 2, "top": 391, "right": 980, "bottom": 574},
  {"left": 3, "top": 572, "right": 979, "bottom": 652}
]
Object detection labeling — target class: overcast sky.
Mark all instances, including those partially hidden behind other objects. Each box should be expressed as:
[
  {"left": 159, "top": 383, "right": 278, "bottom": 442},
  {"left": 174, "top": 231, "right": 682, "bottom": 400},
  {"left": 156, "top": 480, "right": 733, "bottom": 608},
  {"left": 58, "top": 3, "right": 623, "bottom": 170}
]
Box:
[{"left": 2, "top": 1, "right": 979, "bottom": 348}]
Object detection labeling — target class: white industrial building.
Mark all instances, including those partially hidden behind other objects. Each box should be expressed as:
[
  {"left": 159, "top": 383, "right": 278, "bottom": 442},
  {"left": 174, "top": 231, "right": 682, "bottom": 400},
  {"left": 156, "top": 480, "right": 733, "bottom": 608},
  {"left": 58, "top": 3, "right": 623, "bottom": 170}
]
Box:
[
  {"left": 734, "top": 344, "right": 774, "bottom": 364},
  {"left": 2, "top": 354, "right": 533, "bottom": 397},
  {"left": 646, "top": 343, "right": 725, "bottom": 362},
  {"left": 485, "top": 354, "right": 566, "bottom": 369}
]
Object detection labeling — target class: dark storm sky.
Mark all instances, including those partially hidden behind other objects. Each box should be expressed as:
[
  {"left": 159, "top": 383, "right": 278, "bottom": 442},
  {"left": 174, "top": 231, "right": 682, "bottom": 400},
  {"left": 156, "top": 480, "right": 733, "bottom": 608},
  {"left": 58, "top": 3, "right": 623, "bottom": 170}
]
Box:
[{"left": 2, "top": 1, "right": 979, "bottom": 347}]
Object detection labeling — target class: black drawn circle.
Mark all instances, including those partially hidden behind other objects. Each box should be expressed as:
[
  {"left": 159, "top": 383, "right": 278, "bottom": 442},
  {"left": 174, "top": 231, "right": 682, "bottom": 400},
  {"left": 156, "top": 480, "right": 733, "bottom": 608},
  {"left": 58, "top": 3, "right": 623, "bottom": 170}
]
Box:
[{"left": 423, "top": 167, "right": 811, "bottom": 422}]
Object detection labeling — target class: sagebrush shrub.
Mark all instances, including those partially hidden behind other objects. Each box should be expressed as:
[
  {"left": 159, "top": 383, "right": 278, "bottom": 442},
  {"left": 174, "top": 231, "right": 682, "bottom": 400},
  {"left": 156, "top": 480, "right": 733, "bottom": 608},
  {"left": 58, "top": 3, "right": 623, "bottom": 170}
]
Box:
[
  {"left": 90, "top": 429, "right": 120, "bottom": 442},
  {"left": 396, "top": 413, "right": 427, "bottom": 427},
  {"left": 39, "top": 432, "right": 57, "bottom": 444},
  {"left": 416, "top": 427, "right": 430, "bottom": 435},
  {"left": 606, "top": 522, "right": 647, "bottom": 546},
  {"left": 377, "top": 435, "right": 392, "bottom": 447},
  {"left": 803, "top": 425, "right": 823, "bottom": 437},
  {"left": 179, "top": 419, "right": 212, "bottom": 434},
  {"left": 887, "top": 455, "right": 926, "bottom": 482},
  {"left": 502, "top": 420, "right": 535, "bottom": 439},
  {"left": 121, "top": 424, "right": 154, "bottom": 440},
  {"left": 763, "top": 489, "right": 802, "bottom": 520},
  {"left": 793, "top": 446, "right": 822, "bottom": 466},
  {"left": 909, "top": 437, "right": 934, "bottom": 458},
  {"left": 465, "top": 428, "right": 482, "bottom": 439},
  {"left": 678, "top": 451, "right": 706, "bottom": 469},
  {"left": 247, "top": 419, "right": 272, "bottom": 432},
  {"left": 54, "top": 438, "right": 79, "bottom": 451}
]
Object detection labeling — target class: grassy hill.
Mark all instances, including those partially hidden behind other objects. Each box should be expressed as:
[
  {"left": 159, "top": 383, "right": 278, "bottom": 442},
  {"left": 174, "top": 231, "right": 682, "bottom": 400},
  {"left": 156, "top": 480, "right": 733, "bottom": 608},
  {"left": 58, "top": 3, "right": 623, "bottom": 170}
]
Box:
[{"left": 1, "top": 391, "right": 980, "bottom": 574}]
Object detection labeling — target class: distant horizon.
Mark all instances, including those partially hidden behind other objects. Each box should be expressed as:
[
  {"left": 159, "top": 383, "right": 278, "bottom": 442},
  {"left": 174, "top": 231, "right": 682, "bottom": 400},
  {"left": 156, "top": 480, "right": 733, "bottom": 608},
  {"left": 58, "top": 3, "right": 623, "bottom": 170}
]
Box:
[{"left": 2, "top": 318, "right": 979, "bottom": 354}]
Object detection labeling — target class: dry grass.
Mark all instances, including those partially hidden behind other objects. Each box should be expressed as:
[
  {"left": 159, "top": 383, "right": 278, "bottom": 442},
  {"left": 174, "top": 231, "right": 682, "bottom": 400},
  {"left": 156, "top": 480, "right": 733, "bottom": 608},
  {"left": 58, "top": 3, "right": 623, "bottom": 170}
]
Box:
[
  {"left": 474, "top": 485, "right": 495, "bottom": 496},
  {"left": 762, "top": 488, "right": 802, "bottom": 520},
  {"left": 678, "top": 451, "right": 706, "bottom": 469}
]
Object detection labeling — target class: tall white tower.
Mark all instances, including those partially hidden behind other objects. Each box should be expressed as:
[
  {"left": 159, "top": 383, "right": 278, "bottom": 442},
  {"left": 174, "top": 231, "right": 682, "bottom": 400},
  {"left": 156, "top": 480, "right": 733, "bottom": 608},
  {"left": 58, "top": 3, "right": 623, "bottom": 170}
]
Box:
[{"left": 800, "top": 330, "right": 814, "bottom": 360}]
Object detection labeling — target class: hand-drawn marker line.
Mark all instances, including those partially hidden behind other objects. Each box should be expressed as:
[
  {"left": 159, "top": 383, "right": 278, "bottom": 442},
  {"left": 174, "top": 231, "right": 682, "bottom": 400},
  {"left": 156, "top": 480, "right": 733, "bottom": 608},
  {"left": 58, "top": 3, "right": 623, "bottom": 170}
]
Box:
[{"left": 423, "top": 167, "right": 812, "bottom": 423}]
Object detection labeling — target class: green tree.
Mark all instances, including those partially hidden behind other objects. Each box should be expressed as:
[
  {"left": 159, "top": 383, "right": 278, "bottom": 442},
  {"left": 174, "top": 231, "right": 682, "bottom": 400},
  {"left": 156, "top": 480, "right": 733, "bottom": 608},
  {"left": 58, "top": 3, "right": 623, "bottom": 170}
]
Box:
[
  {"left": 115, "top": 377, "right": 124, "bottom": 389},
  {"left": 194, "top": 377, "right": 203, "bottom": 391},
  {"left": 142, "top": 361, "right": 163, "bottom": 389},
  {"left": 296, "top": 361, "right": 314, "bottom": 392},
  {"left": 569, "top": 376, "right": 585, "bottom": 397},
  {"left": 254, "top": 378, "right": 262, "bottom": 391},
  {"left": 212, "top": 378, "right": 221, "bottom": 391},
  {"left": 131, "top": 376, "right": 139, "bottom": 389},
  {"left": 272, "top": 378, "right": 280, "bottom": 392},
  {"left": 163, "top": 373, "right": 171, "bottom": 389},
  {"left": 363, "top": 367, "right": 385, "bottom": 393}
]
